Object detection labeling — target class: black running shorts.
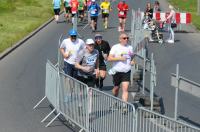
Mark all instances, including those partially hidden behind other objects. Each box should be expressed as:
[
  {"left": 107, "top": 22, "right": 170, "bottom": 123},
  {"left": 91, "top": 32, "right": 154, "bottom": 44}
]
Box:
[{"left": 113, "top": 71, "right": 131, "bottom": 86}]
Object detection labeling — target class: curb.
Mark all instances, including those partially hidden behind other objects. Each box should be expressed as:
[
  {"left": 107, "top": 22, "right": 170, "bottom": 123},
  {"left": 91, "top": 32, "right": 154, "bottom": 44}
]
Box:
[{"left": 0, "top": 17, "right": 54, "bottom": 60}]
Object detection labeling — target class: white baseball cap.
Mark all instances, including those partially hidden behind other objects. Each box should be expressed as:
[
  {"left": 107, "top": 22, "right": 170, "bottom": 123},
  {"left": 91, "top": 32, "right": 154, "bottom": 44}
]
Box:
[
  {"left": 91, "top": 0, "right": 95, "bottom": 2},
  {"left": 86, "top": 38, "right": 95, "bottom": 45}
]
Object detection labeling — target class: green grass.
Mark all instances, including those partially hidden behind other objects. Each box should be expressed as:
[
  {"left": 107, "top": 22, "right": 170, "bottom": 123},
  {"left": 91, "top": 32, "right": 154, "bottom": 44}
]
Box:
[
  {"left": 0, "top": 0, "right": 54, "bottom": 53},
  {"left": 168, "top": 0, "right": 200, "bottom": 30}
]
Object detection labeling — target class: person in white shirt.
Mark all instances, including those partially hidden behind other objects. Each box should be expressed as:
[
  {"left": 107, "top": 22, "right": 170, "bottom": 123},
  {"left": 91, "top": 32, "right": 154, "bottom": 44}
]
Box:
[
  {"left": 60, "top": 29, "right": 85, "bottom": 78},
  {"left": 107, "top": 33, "right": 135, "bottom": 105},
  {"left": 164, "top": 5, "right": 176, "bottom": 43}
]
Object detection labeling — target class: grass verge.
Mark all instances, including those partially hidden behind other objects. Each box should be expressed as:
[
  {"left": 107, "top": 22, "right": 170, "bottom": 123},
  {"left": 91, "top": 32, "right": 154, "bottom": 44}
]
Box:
[
  {"left": 0, "top": 0, "right": 54, "bottom": 53},
  {"left": 168, "top": 0, "right": 200, "bottom": 30}
]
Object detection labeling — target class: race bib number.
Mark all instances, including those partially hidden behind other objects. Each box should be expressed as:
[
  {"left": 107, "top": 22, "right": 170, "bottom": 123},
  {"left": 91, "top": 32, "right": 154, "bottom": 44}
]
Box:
[
  {"left": 119, "top": 11, "right": 124, "bottom": 15},
  {"left": 91, "top": 10, "right": 96, "bottom": 14},
  {"left": 103, "top": 9, "right": 109, "bottom": 13},
  {"left": 72, "top": 11, "right": 77, "bottom": 14}
]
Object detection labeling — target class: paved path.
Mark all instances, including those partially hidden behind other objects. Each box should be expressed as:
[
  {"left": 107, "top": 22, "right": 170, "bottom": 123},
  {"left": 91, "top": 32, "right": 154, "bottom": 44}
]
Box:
[{"left": 0, "top": 0, "right": 200, "bottom": 132}]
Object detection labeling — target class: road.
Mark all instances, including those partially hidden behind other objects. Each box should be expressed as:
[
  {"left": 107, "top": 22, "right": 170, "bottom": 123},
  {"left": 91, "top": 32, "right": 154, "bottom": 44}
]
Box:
[{"left": 0, "top": 0, "right": 199, "bottom": 131}]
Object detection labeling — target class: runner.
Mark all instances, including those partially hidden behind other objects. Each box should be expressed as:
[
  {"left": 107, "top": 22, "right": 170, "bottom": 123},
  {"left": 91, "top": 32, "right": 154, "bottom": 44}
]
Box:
[
  {"left": 63, "top": 0, "right": 72, "bottom": 23},
  {"left": 117, "top": 0, "right": 129, "bottom": 32},
  {"left": 75, "top": 38, "right": 99, "bottom": 87},
  {"left": 100, "top": 0, "right": 112, "bottom": 29},
  {"left": 78, "top": 0, "right": 86, "bottom": 22},
  {"left": 70, "top": 0, "right": 79, "bottom": 24},
  {"left": 94, "top": 34, "right": 110, "bottom": 90},
  {"left": 60, "top": 29, "right": 85, "bottom": 78},
  {"left": 88, "top": 0, "right": 100, "bottom": 32},
  {"left": 107, "top": 33, "right": 135, "bottom": 111},
  {"left": 52, "top": 0, "right": 61, "bottom": 23}
]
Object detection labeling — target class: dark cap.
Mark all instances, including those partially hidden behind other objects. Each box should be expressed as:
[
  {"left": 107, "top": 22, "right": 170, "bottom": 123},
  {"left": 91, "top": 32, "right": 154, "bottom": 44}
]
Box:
[{"left": 95, "top": 34, "right": 102, "bottom": 39}]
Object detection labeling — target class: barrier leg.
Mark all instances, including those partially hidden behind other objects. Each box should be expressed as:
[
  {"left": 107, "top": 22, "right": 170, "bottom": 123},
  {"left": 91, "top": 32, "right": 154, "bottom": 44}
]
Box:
[
  {"left": 79, "top": 128, "right": 84, "bottom": 132},
  {"left": 41, "top": 108, "right": 56, "bottom": 123},
  {"left": 33, "top": 96, "right": 47, "bottom": 109},
  {"left": 45, "top": 113, "right": 61, "bottom": 127}
]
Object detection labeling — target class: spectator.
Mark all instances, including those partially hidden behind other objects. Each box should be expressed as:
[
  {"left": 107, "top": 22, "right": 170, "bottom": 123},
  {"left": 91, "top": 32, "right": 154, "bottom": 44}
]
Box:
[
  {"left": 164, "top": 5, "right": 176, "bottom": 43},
  {"left": 145, "top": 2, "right": 153, "bottom": 20},
  {"left": 153, "top": 1, "right": 161, "bottom": 12},
  {"left": 75, "top": 39, "right": 99, "bottom": 87},
  {"left": 60, "top": 29, "right": 85, "bottom": 78}
]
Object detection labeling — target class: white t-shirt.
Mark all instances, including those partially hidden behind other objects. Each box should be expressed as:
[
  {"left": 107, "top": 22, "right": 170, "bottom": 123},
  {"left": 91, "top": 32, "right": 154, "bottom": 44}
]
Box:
[
  {"left": 60, "top": 38, "right": 85, "bottom": 64},
  {"left": 109, "top": 44, "right": 133, "bottom": 73}
]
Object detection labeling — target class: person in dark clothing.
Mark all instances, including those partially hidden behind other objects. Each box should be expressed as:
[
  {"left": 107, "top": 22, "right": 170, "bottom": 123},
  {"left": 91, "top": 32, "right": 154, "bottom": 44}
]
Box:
[
  {"left": 145, "top": 2, "right": 153, "bottom": 20},
  {"left": 153, "top": 1, "right": 161, "bottom": 12},
  {"left": 94, "top": 33, "right": 110, "bottom": 90}
]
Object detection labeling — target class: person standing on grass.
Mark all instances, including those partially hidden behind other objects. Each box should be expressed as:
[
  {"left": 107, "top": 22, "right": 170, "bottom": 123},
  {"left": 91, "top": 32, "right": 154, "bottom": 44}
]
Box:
[
  {"left": 107, "top": 33, "right": 135, "bottom": 109},
  {"left": 53, "top": 0, "right": 61, "bottom": 23}
]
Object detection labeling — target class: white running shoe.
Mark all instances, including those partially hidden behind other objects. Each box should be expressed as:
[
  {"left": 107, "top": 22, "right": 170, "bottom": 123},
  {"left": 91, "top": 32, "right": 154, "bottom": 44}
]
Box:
[{"left": 167, "top": 40, "right": 174, "bottom": 43}]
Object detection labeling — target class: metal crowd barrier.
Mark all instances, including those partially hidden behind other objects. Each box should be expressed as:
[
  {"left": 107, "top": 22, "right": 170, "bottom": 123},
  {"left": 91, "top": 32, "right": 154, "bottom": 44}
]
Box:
[
  {"left": 136, "top": 107, "right": 200, "bottom": 132},
  {"left": 34, "top": 60, "right": 137, "bottom": 132},
  {"left": 171, "top": 64, "right": 200, "bottom": 120},
  {"left": 88, "top": 88, "right": 136, "bottom": 132},
  {"left": 33, "top": 60, "right": 200, "bottom": 132},
  {"left": 33, "top": 60, "right": 61, "bottom": 127}
]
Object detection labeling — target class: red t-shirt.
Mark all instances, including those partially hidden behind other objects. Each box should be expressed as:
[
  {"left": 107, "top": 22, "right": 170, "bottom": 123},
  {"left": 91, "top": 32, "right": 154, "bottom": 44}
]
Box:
[
  {"left": 117, "top": 2, "right": 129, "bottom": 18},
  {"left": 70, "top": 0, "right": 79, "bottom": 14}
]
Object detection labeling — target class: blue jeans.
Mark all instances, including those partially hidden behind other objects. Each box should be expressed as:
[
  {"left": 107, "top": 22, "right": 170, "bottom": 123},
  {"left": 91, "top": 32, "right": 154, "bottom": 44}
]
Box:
[{"left": 63, "top": 61, "right": 77, "bottom": 78}]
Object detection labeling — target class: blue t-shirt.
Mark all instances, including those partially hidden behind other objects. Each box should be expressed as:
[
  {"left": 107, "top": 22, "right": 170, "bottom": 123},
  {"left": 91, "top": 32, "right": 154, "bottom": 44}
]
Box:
[
  {"left": 53, "top": 0, "right": 61, "bottom": 9},
  {"left": 88, "top": 3, "right": 100, "bottom": 17}
]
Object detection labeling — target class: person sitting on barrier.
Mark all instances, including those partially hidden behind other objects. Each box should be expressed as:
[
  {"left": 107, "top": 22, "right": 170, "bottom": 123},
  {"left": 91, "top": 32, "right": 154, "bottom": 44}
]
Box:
[
  {"left": 75, "top": 38, "right": 99, "bottom": 87},
  {"left": 60, "top": 29, "right": 85, "bottom": 78},
  {"left": 107, "top": 33, "right": 135, "bottom": 108},
  {"left": 94, "top": 33, "right": 110, "bottom": 90},
  {"left": 164, "top": 5, "right": 176, "bottom": 44}
]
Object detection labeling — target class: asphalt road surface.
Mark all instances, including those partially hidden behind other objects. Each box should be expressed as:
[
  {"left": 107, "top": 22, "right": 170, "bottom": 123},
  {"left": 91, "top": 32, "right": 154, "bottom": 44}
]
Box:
[{"left": 0, "top": 0, "right": 200, "bottom": 131}]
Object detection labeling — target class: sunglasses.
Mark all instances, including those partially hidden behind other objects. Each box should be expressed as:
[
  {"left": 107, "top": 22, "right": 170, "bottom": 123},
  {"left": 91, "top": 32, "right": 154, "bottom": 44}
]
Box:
[
  {"left": 122, "top": 37, "right": 129, "bottom": 40},
  {"left": 71, "top": 35, "right": 77, "bottom": 38},
  {"left": 95, "top": 36, "right": 102, "bottom": 40}
]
